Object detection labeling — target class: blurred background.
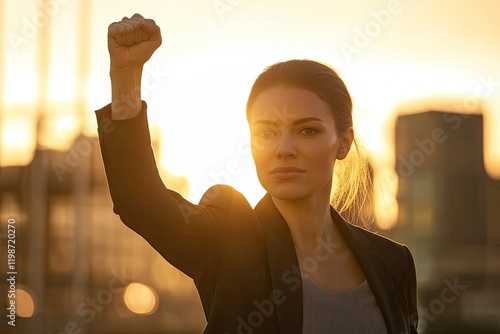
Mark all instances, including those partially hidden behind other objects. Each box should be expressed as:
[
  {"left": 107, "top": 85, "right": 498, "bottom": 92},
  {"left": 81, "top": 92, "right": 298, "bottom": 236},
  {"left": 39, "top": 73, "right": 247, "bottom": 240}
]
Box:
[{"left": 0, "top": 0, "right": 499, "bottom": 333}]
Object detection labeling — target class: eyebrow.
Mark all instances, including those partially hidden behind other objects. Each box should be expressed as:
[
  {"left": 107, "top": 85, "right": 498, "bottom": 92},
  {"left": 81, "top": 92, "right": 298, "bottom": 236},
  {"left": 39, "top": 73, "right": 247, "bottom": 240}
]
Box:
[{"left": 252, "top": 117, "right": 324, "bottom": 126}]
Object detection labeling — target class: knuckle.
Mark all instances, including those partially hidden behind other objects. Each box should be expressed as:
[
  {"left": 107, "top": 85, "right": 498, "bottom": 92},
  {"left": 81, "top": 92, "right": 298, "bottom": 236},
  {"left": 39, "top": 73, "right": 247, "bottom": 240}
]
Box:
[
  {"left": 108, "top": 22, "right": 120, "bottom": 32},
  {"left": 121, "top": 23, "right": 134, "bottom": 33}
]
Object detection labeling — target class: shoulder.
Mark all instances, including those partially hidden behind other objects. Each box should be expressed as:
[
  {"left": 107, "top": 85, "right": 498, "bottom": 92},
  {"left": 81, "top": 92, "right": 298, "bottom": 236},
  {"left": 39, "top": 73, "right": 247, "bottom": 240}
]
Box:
[
  {"left": 199, "top": 184, "right": 252, "bottom": 211},
  {"left": 359, "top": 224, "right": 408, "bottom": 251},
  {"left": 340, "top": 219, "right": 415, "bottom": 268},
  {"left": 198, "top": 184, "right": 262, "bottom": 233},
  {"left": 341, "top": 221, "right": 417, "bottom": 294}
]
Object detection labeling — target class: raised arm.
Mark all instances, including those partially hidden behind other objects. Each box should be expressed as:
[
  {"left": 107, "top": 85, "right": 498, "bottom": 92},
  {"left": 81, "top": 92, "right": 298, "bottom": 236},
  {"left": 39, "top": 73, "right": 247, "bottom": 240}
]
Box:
[
  {"left": 97, "top": 14, "right": 220, "bottom": 281},
  {"left": 108, "top": 13, "right": 161, "bottom": 119}
]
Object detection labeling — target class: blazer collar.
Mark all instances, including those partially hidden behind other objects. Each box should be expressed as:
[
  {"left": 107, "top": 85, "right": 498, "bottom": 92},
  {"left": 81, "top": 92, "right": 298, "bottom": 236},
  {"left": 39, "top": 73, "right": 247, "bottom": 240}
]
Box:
[
  {"left": 255, "top": 194, "right": 303, "bottom": 334},
  {"left": 255, "top": 194, "right": 403, "bottom": 333},
  {"left": 330, "top": 207, "right": 404, "bottom": 333}
]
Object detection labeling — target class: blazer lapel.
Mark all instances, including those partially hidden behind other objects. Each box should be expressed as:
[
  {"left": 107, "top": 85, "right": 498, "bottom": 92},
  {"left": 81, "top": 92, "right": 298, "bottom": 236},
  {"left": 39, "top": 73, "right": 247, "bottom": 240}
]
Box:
[
  {"left": 254, "top": 195, "right": 404, "bottom": 333},
  {"left": 255, "top": 194, "right": 303, "bottom": 334},
  {"left": 330, "top": 208, "right": 405, "bottom": 333}
]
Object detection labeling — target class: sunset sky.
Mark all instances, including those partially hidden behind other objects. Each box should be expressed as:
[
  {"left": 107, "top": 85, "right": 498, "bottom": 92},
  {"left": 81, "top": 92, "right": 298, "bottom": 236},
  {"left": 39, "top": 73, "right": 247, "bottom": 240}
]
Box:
[{"left": 2, "top": 0, "right": 500, "bottom": 227}]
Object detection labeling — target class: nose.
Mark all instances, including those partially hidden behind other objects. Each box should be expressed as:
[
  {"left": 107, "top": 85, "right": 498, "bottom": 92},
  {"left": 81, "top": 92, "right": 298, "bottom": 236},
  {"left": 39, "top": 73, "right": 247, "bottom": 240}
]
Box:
[{"left": 275, "top": 133, "right": 297, "bottom": 159}]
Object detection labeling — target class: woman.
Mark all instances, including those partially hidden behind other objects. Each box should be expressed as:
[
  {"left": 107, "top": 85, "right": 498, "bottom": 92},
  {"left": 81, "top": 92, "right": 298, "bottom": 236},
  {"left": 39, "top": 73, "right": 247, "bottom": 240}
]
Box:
[{"left": 97, "top": 13, "right": 418, "bottom": 334}]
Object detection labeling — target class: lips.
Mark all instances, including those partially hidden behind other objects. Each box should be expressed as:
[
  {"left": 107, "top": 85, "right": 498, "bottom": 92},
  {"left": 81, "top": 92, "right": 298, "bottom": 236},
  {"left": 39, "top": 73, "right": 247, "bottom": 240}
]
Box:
[{"left": 270, "top": 167, "right": 305, "bottom": 180}]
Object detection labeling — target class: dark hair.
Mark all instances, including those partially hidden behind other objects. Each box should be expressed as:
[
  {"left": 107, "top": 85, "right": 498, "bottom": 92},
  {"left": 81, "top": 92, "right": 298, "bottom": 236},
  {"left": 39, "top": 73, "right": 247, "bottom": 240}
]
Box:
[{"left": 246, "top": 59, "right": 372, "bottom": 225}]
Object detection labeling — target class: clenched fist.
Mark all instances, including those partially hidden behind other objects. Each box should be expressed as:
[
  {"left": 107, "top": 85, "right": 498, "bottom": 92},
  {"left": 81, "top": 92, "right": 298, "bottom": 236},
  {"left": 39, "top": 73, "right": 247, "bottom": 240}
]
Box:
[
  {"left": 108, "top": 14, "right": 161, "bottom": 119},
  {"left": 108, "top": 13, "right": 162, "bottom": 72}
]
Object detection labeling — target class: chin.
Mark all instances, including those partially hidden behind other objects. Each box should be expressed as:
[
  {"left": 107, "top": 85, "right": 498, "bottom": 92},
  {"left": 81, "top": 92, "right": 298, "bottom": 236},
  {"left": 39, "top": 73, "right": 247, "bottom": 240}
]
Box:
[
  {"left": 265, "top": 183, "right": 313, "bottom": 202},
  {"left": 262, "top": 176, "right": 333, "bottom": 203}
]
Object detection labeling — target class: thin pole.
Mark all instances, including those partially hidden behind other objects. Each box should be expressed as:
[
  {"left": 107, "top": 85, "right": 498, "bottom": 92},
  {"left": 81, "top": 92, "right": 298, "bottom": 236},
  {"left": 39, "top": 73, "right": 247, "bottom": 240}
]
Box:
[
  {"left": 72, "top": 0, "right": 91, "bottom": 332},
  {"left": 29, "top": 0, "right": 52, "bottom": 331}
]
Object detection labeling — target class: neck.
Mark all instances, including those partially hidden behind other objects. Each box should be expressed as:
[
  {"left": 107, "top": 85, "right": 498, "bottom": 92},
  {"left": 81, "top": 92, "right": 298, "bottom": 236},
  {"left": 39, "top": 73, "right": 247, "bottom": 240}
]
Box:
[{"left": 271, "top": 183, "right": 343, "bottom": 254}]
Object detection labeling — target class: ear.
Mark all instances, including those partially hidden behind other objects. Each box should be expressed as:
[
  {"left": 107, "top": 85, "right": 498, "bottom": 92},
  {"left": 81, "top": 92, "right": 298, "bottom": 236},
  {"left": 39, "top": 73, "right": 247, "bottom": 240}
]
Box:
[{"left": 336, "top": 127, "right": 354, "bottom": 160}]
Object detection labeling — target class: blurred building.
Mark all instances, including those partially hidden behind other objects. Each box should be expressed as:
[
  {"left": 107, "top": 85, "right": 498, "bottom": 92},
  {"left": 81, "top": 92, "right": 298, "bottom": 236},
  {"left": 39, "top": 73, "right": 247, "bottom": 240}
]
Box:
[
  {"left": 388, "top": 111, "right": 500, "bottom": 333},
  {"left": 0, "top": 130, "right": 206, "bottom": 334}
]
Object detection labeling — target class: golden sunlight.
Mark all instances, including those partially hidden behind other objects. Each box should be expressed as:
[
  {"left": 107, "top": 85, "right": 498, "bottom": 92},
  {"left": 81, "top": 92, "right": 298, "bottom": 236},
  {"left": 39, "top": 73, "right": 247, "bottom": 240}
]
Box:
[
  {"left": 49, "top": 67, "right": 75, "bottom": 102},
  {"left": 152, "top": 50, "right": 270, "bottom": 203},
  {"left": 37, "top": 106, "right": 80, "bottom": 150},
  {"left": 484, "top": 107, "right": 500, "bottom": 179},
  {"left": 0, "top": 118, "right": 36, "bottom": 166},
  {"left": 4, "top": 68, "right": 37, "bottom": 104}
]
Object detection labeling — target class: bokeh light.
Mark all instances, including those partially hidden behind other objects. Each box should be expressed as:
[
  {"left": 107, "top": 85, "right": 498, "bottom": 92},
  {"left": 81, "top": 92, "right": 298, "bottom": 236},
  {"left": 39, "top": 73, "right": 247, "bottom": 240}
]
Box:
[
  {"left": 15, "top": 288, "right": 36, "bottom": 318},
  {"left": 123, "top": 283, "right": 158, "bottom": 315}
]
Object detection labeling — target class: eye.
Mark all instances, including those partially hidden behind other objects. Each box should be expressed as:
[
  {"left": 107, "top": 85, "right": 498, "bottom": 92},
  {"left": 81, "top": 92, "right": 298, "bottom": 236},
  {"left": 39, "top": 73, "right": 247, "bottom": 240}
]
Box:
[
  {"left": 253, "top": 129, "right": 277, "bottom": 139},
  {"left": 299, "top": 128, "right": 319, "bottom": 136}
]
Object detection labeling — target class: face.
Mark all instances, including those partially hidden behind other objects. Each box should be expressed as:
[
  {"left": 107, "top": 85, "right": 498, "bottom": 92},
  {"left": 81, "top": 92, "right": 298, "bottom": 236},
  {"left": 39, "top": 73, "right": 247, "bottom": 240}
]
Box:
[{"left": 248, "top": 85, "right": 353, "bottom": 201}]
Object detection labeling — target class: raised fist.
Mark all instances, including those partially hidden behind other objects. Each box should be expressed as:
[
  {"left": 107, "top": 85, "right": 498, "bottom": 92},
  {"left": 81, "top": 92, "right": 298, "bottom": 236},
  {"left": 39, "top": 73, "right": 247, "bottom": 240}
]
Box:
[{"left": 107, "top": 13, "right": 162, "bottom": 71}]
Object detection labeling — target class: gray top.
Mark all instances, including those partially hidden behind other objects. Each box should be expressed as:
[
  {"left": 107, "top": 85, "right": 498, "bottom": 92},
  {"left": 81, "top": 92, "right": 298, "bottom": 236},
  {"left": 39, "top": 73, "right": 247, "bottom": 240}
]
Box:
[{"left": 302, "top": 277, "right": 388, "bottom": 334}]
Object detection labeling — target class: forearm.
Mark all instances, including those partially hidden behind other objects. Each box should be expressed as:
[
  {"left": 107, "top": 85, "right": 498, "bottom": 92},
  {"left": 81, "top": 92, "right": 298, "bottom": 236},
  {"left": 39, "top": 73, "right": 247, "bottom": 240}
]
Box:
[{"left": 110, "top": 67, "right": 143, "bottom": 120}]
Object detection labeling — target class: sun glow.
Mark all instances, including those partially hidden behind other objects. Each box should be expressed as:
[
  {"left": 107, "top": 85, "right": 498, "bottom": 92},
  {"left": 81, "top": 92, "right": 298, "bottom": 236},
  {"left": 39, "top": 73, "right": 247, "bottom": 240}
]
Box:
[
  {"left": 4, "top": 68, "right": 37, "bottom": 104},
  {"left": 0, "top": 118, "right": 36, "bottom": 166},
  {"left": 1, "top": 0, "right": 499, "bottom": 219},
  {"left": 49, "top": 67, "right": 75, "bottom": 102}
]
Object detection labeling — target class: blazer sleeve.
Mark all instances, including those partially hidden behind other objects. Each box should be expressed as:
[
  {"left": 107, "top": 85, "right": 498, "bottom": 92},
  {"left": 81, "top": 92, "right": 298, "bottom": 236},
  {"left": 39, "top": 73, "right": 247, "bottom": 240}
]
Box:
[
  {"left": 95, "top": 102, "right": 217, "bottom": 281},
  {"left": 405, "top": 246, "right": 419, "bottom": 333}
]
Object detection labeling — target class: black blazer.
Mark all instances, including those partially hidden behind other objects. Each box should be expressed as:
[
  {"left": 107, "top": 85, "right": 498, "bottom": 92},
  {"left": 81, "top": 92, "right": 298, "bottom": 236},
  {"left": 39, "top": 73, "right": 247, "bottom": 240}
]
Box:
[{"left": 96, "top": 102, "right": 418, "bottom": 334}]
